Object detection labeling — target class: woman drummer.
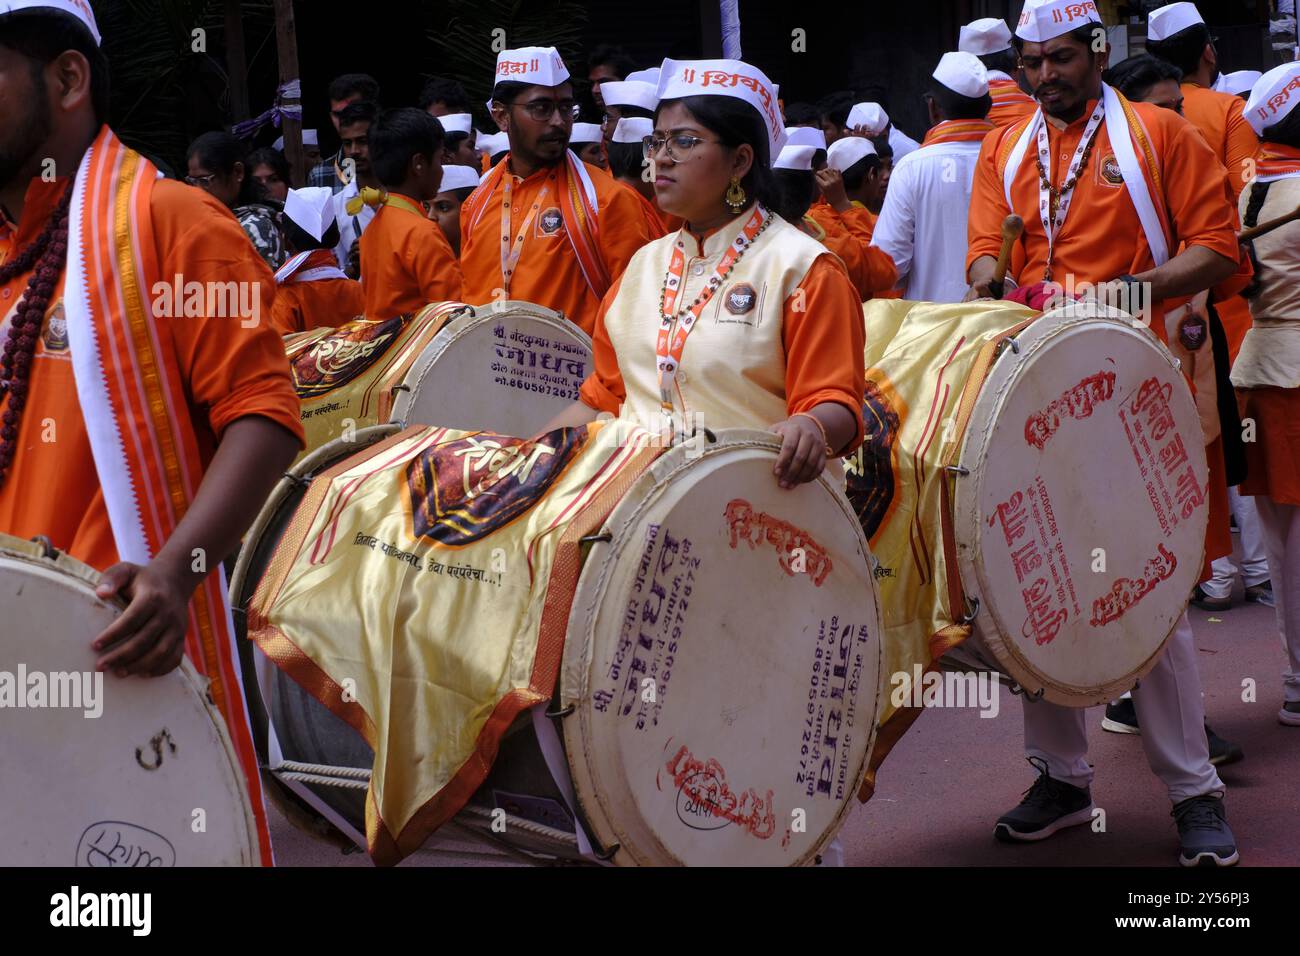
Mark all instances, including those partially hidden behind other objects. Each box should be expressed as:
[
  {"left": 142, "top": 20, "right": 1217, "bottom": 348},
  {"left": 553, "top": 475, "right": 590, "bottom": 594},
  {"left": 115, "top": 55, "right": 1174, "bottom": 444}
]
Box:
[{"left": 550, "top": 58, "right": 866, "bottom": 489}]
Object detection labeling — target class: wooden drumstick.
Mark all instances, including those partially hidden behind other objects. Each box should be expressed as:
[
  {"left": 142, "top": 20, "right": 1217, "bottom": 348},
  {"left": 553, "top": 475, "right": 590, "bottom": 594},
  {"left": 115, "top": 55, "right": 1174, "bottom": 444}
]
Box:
[
  {"left": 988, "top": 214, "right": 1024, "bottom": 299},
  {"left": 1238, "top": 204, "right": 1300, "bottom": 243}
]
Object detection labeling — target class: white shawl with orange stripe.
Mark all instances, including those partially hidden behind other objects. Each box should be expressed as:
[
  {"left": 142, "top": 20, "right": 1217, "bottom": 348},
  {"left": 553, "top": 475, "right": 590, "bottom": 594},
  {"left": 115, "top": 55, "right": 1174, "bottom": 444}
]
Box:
[{"left": 63, "top": 126, "right": 273, "bottom": 865}]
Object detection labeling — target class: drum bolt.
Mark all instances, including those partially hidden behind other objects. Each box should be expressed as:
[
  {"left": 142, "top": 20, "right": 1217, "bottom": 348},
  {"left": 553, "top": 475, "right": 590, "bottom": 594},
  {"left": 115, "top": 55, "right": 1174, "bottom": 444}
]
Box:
[
  {"left": 579, "top": 532, "right": 612, "bottom": 546},
  {"left": 944, "top": 465, "right": 970, "bottom": 477},
  {"left": 390, "top": 383, "right": 411, "bottom": 395},
  {"left": 1007, "top": 337, "right": 1020, "bottom": 354},
  {"left": 284, "top": 472, "right": 311, "bottom": 489},
  {"left": 30, "top": 534, "right": 59, "bottom": 560},
  {"left": 1009, "top": 683, "right": 1046, "bottom": 702},
  {"left": 958, "top": 595, "right": 980, "bottom": 624},
  {"left": 593, "top": 840, "right": 620, "bottom": 861},
  {"left": 545, "top": 702, "right": 576, "bottom": 719}
]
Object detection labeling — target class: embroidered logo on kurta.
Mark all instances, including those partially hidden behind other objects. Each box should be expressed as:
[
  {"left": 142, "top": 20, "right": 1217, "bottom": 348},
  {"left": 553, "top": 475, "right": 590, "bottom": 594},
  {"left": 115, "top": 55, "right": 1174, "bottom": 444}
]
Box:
[
  {"left": 1099, "top": 154, "right": 1124, "bottom": 186},
  {"left": 536, "top": 207, "right": 564, "bottom": 236},
  {"left": 844, "top": 377, "right": 902, "bottom": 542},
  {"left": 290, "top": 316, "right": 402, "bottom": 398},
  {"left": 405, "top": 426, "right": 588, "bottom": 546},
  {"left": 1178, "top": 314, "right": 1208, "bottom": 351},
  {"left": 723, "top": 283, "right": 758, "bottom": 315},
  {"left": 41, "top": 302, "right": 69, "bottom": 353}
]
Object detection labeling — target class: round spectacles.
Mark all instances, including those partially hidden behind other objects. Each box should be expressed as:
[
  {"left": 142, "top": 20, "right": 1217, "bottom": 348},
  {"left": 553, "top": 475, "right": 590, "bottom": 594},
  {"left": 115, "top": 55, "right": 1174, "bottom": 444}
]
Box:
[
  {"left": 513, "top": 99, "right": 580, "bottom": 122},
  {"left": 641, "top": 133, "right": 724, "bottom": 161}
]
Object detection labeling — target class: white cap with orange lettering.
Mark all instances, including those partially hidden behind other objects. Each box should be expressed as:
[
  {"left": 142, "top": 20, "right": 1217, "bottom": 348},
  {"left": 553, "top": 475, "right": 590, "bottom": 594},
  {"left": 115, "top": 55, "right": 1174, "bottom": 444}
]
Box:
[
  {"left": 493, "top": 46, "right": 569, "bottom": 88},
  {"left": 0, "top": 0, "right": 100, "bottom": 44},
  {"left": 1015, "top": 0, "right": 1102, "bottom": 43}
]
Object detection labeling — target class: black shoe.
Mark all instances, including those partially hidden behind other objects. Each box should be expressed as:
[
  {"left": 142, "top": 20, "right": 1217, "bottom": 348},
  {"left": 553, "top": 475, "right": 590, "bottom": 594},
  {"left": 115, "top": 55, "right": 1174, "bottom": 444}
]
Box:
[
  {"left": 1190, "top": 585, "right": 1232, "bottom": 612},
  {"left": 994, "top": 757, "right": 1095, "bottom": 843},
  {"left": 1244, "top": 580, "right": 1276, "bottom": 607},
  {"left": 1205, "top": 724, "right": 1244, "bottom": 766},
  {"left": 1101, "top": 697, "right": 1140, "bottom": 734},
  {"left": 1173, "top": 795, "right": 1239, "bottom": 867}
]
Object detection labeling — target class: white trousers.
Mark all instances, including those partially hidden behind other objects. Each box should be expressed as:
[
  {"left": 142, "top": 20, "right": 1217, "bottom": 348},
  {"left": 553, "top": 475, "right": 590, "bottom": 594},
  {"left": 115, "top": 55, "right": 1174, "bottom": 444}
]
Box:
[
  {"left": 1253, "top": 497, "right": 1300, "bottom": 704},
  {"left": 1023, "top": 612, "right": 1222, "bottom": 803},
  {"left": 1202, "top": 488, "right": 1271, "bottom": 599}
]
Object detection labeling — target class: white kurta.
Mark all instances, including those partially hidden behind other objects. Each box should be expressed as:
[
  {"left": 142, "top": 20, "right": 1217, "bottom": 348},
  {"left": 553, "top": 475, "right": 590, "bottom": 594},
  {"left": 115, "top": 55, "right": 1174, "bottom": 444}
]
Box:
[
  {"left": 888, "top": 126, "right": 921, "bottom": 163},
  {"left": 870, "top": 138, "right": 983, "bottom": 303}
]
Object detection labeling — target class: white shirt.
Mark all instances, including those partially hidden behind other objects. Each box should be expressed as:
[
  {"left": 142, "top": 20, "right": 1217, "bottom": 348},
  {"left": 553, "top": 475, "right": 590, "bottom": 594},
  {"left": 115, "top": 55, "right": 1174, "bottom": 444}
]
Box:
[
  {"left": 332, "top": 178, "right": 377, "bottom": 270},
  {"left": 888, "top": 126, "right": 921, "bottom": 163},
  {"left": 870, "top": 137, "right": 984, "bottom": 303}
]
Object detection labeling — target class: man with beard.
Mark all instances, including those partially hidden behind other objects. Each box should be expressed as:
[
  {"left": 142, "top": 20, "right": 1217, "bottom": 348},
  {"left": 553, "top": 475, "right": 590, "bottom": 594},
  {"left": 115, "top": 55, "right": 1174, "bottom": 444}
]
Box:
[
  {"left": 965, "top": 0, "right": 1243, "bottom": 867},
  {"left": 459, "top": 47, "right": 653, "bottom": 333},
  {"left": 0, "top": 1, "right": 305, "bottom": 864}
]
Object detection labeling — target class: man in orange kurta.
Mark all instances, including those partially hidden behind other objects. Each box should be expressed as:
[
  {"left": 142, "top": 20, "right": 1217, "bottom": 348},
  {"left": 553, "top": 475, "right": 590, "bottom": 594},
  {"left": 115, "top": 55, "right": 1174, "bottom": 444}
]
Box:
[
  {"left": 358, "top": 108, "right": 463, "bottom": 320},
  {"left": 964, "top": 1, "right": 1241, "bottom": 868},
  {"left": 270, "top": 186, "right": 364, "bottom": 336},
  {"left": 809, "top": 138, "right": 898, "bottom": 299},
  {"left": 959, "top": 17, "right": 1039, "bottom": 129},
  {"left": 459, "top": 46, "right": 655, "bottom": 334}
]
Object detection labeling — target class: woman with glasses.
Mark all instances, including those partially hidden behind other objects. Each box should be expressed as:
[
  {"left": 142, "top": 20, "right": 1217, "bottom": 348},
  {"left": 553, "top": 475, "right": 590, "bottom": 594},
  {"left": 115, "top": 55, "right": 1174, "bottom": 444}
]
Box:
[
  {"left": 459, "top": 46, "right": 657, "bottom": 333},
  {"left": 186, "top": 131, "right": 287, "bottom": 270},
  {"left": 549, "top": 59, "right": 866, "bottom": 489}
]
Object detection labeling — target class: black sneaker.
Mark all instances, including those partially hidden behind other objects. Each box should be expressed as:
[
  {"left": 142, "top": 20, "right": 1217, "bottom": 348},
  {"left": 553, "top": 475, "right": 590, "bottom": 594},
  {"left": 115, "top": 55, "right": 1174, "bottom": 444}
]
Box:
[
  {"left": 1101, "top": 697, "right": 1140, "bottom": 734},
  {"left": 1190, "top": 585, "right": 1232, "bottom": 612},
  {"left": 1244, "top": 580, "right": 1276, "bottom": 607},
  {"left": 994, "top": 757, "right": 1095, "bottom": 843},
  {"left": 1173, "top": 795, "right": 1239, "bottom": 867},
  {"left": 1205, "top": 724, "right": 1244, "bottom": 766}
]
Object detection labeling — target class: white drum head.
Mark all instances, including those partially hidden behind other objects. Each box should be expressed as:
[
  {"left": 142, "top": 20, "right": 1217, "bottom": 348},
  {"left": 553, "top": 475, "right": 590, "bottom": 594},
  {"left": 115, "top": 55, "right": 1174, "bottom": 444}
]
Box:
[
  {"left": 389, "top": 302, "right": 592, "bottom": 435},
  {"left": 953, "top": 305, "right": 1209, "bottom": 705},
  {"left": 0, "top": 538, "right": 259, "bottom": 865},
  {"left": 561, "top": 429, "right": 884, "bottom": 865}
]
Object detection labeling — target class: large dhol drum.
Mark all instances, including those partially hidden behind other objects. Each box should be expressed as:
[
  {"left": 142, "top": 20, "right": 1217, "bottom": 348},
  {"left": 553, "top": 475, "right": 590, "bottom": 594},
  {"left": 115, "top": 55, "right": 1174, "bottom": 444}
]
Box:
[
  {"left": 388, "top": 301, "right": 592, "bottom": 436},
  {"left": 849, "top": 301, "right": 1209, "bottom": 712},
  {"left": 239, "top": 423, "right": 883, "bottom": 865},
  {"left": 0, "top": 534, "right": 260, "bottom": 865},
  {"left": 286, "top": 302, "right": 465, "bottom": 458}
]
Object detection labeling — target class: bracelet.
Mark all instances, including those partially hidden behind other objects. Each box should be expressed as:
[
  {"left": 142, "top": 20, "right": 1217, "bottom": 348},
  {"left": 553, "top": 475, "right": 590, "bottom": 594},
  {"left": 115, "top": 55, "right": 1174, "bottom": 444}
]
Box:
[{"left": 792, "top": 412, "right": 835, "bottom": 458}]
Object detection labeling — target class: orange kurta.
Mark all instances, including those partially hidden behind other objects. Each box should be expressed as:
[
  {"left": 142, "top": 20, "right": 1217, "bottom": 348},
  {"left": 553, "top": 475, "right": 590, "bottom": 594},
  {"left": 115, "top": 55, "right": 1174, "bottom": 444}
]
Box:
[
  {"left": 0, "top": 177, "right": 304, "bottom": 572},
  {"left": 617, "top": 181, "right": 669, "bottom": 240},
  {"left": 988, "top": 77, "right": 1038, "bottom": 129},
  {"left": 807, "top": 201, "right": 898, "bottom": 299},
  {"left": 360, "top": 194, "right": 463, "bottom": 320},
  {"left": 1181, "top": 82, "right": 1260, "bottom": 202},
  {"left": 459, "top": 158, "right": 654, "bottom": 333},
  {"left": 967, "top": 99, "right": 1239, "bottom": 344},
  {"left": 270, "top": 249, "right": 365, "bottom": 336},
  {"left": 581, "top": 251, "right": 867, "bottom": 451}
]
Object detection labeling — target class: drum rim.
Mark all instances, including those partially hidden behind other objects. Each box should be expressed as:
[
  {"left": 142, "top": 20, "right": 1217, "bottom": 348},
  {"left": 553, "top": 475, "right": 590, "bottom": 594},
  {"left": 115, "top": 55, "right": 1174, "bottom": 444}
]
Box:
[
  {"left": 560, "top": 427, "right": 884, "bottom": 866},
  {"left": 953, "top": 310, "right": 1204, "bottom": 705},
  {"left": 388, "top": 302, "right": 592, "bottom": 428},
  {"left": 0, "top": 550, "right": 261, "bottom": 864}
]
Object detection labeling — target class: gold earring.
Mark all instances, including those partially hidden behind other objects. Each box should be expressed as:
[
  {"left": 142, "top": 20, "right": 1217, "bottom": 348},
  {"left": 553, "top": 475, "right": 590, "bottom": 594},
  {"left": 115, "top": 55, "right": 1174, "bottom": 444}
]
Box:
[{"left": 724, "top": 176, "right": 747, "bottom": 212}]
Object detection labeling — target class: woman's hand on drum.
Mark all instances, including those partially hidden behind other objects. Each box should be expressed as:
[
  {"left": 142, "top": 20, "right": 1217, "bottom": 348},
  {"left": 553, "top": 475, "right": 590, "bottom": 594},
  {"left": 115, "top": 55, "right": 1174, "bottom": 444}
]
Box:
[
  {"left": 770, "top": 414, "right": 828, "bottom": 489},
  {"left": 92, "top": 560, "right": 193, "bottom": 677}
]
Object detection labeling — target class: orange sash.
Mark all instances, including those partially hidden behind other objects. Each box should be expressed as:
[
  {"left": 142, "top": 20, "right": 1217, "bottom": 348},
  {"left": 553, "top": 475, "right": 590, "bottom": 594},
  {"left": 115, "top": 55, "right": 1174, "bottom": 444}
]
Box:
[
  {"left": 64, "top": 126, "right": 273, "bottom": 864},
  {"left": 462, "top": 149, "right": 611, "bottom": 300},
  {"left": 1255, "top": 143, "right": 1300, "bottom": 180},
  {"left": 921, "top": 119, "right": 995, "bottom": 147}
]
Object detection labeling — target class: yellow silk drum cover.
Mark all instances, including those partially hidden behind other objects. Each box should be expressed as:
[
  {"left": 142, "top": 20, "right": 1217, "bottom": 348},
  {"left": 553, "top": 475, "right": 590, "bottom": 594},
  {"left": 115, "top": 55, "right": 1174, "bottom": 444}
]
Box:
[
  {"left": 0, "top": 534, "right": 260, "bottom": 865},
  {"left": 950, "top": 303, "right": 1209, "bottom": 705},
  {"left": 388, "top": 301, "right": 593, "bottom": 436},
  {"left": 244, "top": 422, "right": 882, "bottom": 865},
  {"left": 286, "top": 302, "right": 466, "bottom": 457},
  {"left": 560, "top": 428, "right": 883, "bottom": 866},
  {"left": 848, "top": 300, "right": 1208, "bottom": 718}
]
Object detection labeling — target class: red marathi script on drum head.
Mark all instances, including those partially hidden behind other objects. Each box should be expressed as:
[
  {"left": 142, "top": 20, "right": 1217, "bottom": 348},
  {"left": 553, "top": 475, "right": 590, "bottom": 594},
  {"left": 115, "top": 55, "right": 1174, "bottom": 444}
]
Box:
[
  {"left": 291, "top": 316, "right": 405, "bottom": 398},
  {"left": 406, "top": 427, "right": 588, "bottom": 546}
]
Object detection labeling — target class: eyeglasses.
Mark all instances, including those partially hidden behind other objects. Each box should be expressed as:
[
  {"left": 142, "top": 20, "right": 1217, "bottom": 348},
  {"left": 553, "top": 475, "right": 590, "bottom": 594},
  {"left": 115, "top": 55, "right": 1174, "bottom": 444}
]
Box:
[
  {"left": 512, "top": 99, "right": 580, "bottom": 122},
  {"left": 185, "top": 173, "right": 218, "bottom": 188},
  {"left": 641, "top": 133, "right": 724, "bottom": 161}
]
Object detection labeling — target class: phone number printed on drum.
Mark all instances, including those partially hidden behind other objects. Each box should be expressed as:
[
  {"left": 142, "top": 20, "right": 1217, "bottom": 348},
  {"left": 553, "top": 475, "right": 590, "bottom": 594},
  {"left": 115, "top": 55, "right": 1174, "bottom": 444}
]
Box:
[
  {"left": 796, "top": 616, "right": 871, "bottom": 802},
  {"left": 594, "top": 524, "right": 698, "bottom": 731},
  {"left": 492, "top": 326, "right": 585, "bottom": 403},
  {"left": 1118, "top": 376, "right": 1206, "bottom": 537}
]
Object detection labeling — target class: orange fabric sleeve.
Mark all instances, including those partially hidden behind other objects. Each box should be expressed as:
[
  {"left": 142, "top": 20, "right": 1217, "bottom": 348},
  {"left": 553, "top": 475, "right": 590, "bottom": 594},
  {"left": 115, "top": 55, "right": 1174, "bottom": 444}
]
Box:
[
  {"left": 579, "top": 271, "right": 628, "bottom": 414},
  {"left": 819, "top": 216, "right": 897, "bottom": 299},
  {"left": 412, "top": 223, "right": 464, "bottom": 302},
  {"left": 153, "top": 180, "right": 305, "bottom": 445},
  {"left": 837, "top": 204, "right": 877, "bottom": 244},
  {"left": 1223, "top": 96, "right": 1261, "bottom": 201},
  {"left": 269, "top": 284, "right": 306, "bottom": 336},
  {"left": 1162, "top": 119, "right": 1242, "bottom": 264},
  {"left": 966, "top": 128, "right": 1014, "bottom": 271},
  {"left": 597, "top": 179, "right": 658, "bottom": 281},
  {"left": 782, "top": 254, "right": 866, "bottom": 453}
]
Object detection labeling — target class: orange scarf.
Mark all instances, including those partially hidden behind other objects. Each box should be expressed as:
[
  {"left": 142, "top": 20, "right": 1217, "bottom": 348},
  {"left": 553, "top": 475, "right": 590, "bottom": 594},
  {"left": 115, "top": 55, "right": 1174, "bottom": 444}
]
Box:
[
  {"left": 921, "top": 118, "right": 995, "bottom": 146},
  {"left": 1256, "top": 143, "right": 1300, "bottom": 180},
  {"left": 65, "top": 126, "right": 273, "bottom": 864},
  {"left": 461, "top": 149, "right": 611, "bottom": 300},
  {"left": 989, "top": 77, "right": 1035, "bottom": 109}
]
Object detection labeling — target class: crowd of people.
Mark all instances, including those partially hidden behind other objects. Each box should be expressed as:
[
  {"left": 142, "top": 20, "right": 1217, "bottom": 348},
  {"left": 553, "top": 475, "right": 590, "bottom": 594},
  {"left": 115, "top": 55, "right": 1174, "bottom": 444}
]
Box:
[{"left": 1, "top": 0, "right": 1298, "bottom": 867}]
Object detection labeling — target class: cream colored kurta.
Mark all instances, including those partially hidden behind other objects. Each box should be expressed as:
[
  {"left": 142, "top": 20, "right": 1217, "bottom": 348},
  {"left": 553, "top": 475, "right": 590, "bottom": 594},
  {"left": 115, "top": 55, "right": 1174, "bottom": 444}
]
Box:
[
  {"left": 596, "top": 208, "right": 828, "bottom": 439},
  {"left": 1233, "top": 176, "right": 1300, "bottom": 390}
]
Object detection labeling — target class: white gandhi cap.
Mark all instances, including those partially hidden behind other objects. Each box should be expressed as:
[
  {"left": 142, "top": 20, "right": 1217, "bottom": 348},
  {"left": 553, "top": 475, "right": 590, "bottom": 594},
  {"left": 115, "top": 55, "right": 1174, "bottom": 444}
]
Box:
[
  {"left": 1015, "top": 0, "right": 1102, "bottom": 44},
  {"left": 846, "top": 102, "right": 889, "bottom": 136},
  {"left": 284, "top": 187, "right": 335, "bottom": 242},
  {"left": 1147, "top": 2, "right": 1205, "bottom": 42},
  {"left": 827, "top": 136, "right": 877, "bottom": 172},
  {"left": 0, "top": 0, "right": 100, "bottom": 43},
  {"left": 959, "top": 18, "right": 1014, "bottom": 56},
  {"left": 438, "top": 165, "right": 481, "bottom": 192},
  {"left": 933, "top": 51, "right": 990, "bottom": 98}
]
